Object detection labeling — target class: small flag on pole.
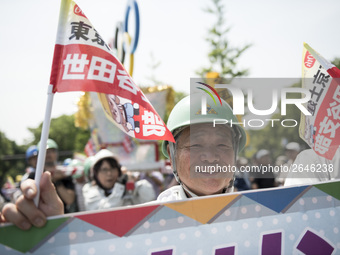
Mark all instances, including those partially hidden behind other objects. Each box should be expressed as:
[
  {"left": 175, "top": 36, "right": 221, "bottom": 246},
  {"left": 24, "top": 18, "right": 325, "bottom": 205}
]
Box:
[
  {"left": 34, "top": 0, "right": 174, "bottom": 206},
  {"left": 300, "top": 43, "right": 340, "bottom": 160},
  {"left": 49, "top": 0, "right": 174, "bottom": 143}
]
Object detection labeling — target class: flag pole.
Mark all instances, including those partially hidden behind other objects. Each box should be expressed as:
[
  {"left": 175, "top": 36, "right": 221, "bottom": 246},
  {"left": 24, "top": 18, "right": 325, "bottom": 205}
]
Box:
[{"left": 34, "top": 84, "right": 55, "bottom": 206}]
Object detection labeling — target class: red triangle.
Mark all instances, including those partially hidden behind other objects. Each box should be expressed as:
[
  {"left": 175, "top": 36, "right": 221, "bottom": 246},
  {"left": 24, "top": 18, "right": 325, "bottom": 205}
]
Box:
[{"left": 75, "top": 205, "right": 159, "bottom": 237}]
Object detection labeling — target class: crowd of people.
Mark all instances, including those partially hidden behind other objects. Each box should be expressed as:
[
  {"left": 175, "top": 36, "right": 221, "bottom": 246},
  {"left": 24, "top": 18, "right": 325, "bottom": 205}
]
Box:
[
  {"left": 0, "top": 140, "right": 305, "bottom": 212},
  {"left": 0, "top": 93, "right": 338, "bottom": 231},
  {"left": 0, "top": 140, "right": 172, "bottom": 214},
  {"left": 234, "top": 142, "right": 302, "bottom": 191}
]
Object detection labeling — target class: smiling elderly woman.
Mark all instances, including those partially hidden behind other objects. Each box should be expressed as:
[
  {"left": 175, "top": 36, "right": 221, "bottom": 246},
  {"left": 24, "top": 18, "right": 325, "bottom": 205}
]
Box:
[{"left": 157, "top": 93, "right": 247, "bottom": 201}]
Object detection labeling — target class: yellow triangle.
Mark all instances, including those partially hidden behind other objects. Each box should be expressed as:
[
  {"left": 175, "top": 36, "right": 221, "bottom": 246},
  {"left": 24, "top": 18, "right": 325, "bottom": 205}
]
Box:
[{"left": 165, "top": 194, "right": 239, "bottom": 224}]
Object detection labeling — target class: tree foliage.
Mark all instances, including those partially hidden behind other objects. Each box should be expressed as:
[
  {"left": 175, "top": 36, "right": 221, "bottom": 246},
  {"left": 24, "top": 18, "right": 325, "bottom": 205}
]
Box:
[
  {"left": 245, "top": 81, "right": 308, "bottom": 159},
  {"left": 0, "top": 132, "right": 26, "bottom": 187},
  {"left": 240, "top": 58, "right": 340, "bottom": 160},
  {"left": 332, "top": 57, "right": 340, "bottom": 69},
  {"left": 196, "top": 0, "right": 251, "bottom": 78},
  {"left": 28, "top": 114, "right": 90, "bottom": 161},
  {"left": 0, "top": 114, "right": 90, "bottom": 186}
]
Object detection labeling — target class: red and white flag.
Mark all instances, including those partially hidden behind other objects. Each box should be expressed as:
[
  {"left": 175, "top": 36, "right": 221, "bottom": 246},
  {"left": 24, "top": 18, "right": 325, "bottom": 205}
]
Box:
[
  {"left": 49, "top": 0, "right": 174, "bottom": 143},
  {"left": 300, "top": 43, "right": 340, "bottom": 159}
]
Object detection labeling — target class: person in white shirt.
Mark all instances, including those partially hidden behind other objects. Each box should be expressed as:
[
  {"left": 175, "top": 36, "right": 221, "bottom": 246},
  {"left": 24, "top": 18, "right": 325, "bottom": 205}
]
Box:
[
  {"left": 284, "top": 147, "right": 340, "bottom": 186},
  {"left": 83, "top": 149, "right": 155, "bottom": 210}
]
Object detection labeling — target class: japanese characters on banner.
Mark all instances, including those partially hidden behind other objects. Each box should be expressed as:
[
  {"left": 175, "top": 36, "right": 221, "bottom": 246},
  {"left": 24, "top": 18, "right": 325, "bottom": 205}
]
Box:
[
  {"left": 0, "top": 180, "right": 339, "bottom": 254},
  {"left": 300, "top": 43, "right": 340, "bottom": 160},
  {"left": 49, "top": 0, "right": 174, "bottom": 143}
]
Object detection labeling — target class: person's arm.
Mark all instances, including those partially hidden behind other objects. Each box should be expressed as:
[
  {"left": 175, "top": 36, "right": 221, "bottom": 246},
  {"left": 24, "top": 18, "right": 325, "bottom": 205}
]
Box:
[
  {"left": 55, "top": 182, "right": 76, "bottom": 206},
  {"left": 251, "top": 183, "right": 259, "bottom": 189},
  {"left": 1, "top": 172, "right": 64, "bottom": 230},
  {"left": 52, "top": 170, "right": 76, "bottom": 206},
  {"left": 134, "top": 179, "right": 156, "bottom": 203}
]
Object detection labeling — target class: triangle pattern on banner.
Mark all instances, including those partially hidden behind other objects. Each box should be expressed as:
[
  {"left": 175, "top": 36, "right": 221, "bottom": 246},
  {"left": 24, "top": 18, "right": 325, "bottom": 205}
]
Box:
[
  {"left": 314, "top": 181, "right": 340, "bottom": 201},
  {"left": 164, "top": 194, "right": 239, "bottom": 224},
  {"left": 75, "top": 205, "right": 160, "bottom": 237},
  {"left": 244, "top": 186, "right": 309, "bottom": 213},
  {"left": 212, "top": 195, "right": 278, "bottom": 223},
  {"left": 0, "top": 217, "right": 69, "bottom": 253},
  {"left": 284, "top": 186, "right": 340, "bottom": 214},
  {"left": 131, "top": 206, "right": 200, "bottom": 236},
  {"left": 37, "top": 217, "right": 119, "bottom": 251}
]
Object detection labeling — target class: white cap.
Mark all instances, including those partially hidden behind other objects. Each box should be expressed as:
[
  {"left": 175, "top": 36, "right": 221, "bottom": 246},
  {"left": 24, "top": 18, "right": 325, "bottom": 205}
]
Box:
[
  {"left": 92, "top": 149, "right": 119, "bottom": 169},
  {"left": 285, "top": 142, "right": 300, "bottom": 152},
  {"left": 256, "top": 149, "right": 270, "bottom": 159}
]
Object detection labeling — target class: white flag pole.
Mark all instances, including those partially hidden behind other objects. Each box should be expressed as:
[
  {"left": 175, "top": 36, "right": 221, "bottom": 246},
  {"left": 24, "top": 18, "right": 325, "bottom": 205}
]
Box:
[{"left": 34, "top": 84, "right": 55, "bottom": 206}]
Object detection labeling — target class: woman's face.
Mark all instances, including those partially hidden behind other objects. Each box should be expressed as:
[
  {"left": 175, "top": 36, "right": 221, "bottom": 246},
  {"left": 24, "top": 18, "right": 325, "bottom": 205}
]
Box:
[
  {"left": 171, "top": 124, "right": 235, "bottom": 196},
  {"left": 96, "top": 159, "right": 120, "bottom": 189}
]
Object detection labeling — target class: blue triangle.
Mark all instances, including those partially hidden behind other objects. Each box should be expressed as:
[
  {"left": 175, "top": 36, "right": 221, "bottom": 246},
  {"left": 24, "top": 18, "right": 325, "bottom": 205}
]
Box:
[
  {"left": 212, "top": 195, "right": 278, "bottom": 223},
  {"left": 37, "top": 218, "right": 117, "bottom": 250},
  {"left": 244, "top": 186, "right": 309, "bottom": 213}
]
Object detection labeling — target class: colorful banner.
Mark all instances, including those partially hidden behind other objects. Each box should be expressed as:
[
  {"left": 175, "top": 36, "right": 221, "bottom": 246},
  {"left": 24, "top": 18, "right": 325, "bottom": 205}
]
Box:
[
  {"left": 106, "top": 144, "right": 159, "bottom": 171},
  {"left": 82, "top": 87, "right": 175, "bottom": 169},
  {"left": 49, "top": 0, "right": 174, "bottom": 143},
  {"left": 300, "top": 43, "right": 340, "bottom": 160},
  {"left": 0, "top": 180, "right": 339, "bottom": 254},
  {"left": 90, "top": 92, "right": 125, "bottom": 144},
  {"left": 89, "top": 86, "right": 174, "bottom": 144}
]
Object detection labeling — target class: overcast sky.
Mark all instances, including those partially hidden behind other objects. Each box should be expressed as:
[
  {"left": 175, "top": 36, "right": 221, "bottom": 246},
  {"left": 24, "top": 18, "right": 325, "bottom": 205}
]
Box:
[{"left": 1, "top": 0, "right": 339, "bottom": 145}]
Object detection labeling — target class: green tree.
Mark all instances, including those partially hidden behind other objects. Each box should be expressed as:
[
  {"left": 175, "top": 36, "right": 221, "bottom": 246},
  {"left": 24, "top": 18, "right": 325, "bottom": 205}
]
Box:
[
  {"left": 332, "top": 57, "right": 340, "bottom": 69},
  {"left": 244, "top": 81, "right": 309, "bottom": 159},
  {"left": 0, "top": 131, "right": 26, "bottom": 188},
  {"left": 28, "top": 114, "right": 90, "bottom": 161},
  {"left": 197, "top": 0, "right": 251, "bottom": 79}
]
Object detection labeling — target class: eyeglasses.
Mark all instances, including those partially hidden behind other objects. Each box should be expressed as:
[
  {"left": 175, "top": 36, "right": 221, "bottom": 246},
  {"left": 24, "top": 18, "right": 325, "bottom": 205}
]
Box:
[{"left": 98, "top": 167, "right": 117, "bottom": 174}]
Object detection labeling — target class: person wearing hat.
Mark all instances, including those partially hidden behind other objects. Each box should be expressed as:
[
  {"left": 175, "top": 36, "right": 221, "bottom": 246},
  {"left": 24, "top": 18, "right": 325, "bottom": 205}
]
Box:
[
  {"left": 284, "top": 147, "right": 340, "bottom": 186},
  {"left": 83, "top": 156, "right": 95, "bottom": 182},
  {"left": 65, "top": 158, "right": 87, "bottom": 212},
  {"left": 157, "top": 93, "right": 246, "bottom": 201},
  {"left": 276, "top": 142, "right": 301, "bottom": 186},
  {"left": 82, "top": 149, "right": 155, "bottom": 210},
  {"left": 27, "top": 138, "right": 60, "bottom": 180},
  {"left": 1, "top": 93, "right": 246, "bottom": 228},
  {"left": 11, "top": 145, "right": 39, "bottom": 202},
  {"left": 21, "top": 145, "right": 38, "bottom": 183},
  {"left": 29, "top": 139, "right": 78, "bottom": 214},
  {"left": 285, "top": 142, "right": 301, "bottom": 165}
]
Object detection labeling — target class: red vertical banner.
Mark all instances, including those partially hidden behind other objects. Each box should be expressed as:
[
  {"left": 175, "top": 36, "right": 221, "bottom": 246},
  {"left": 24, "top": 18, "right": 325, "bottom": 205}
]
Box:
[{"left": 50, "top": 0, "right": 174, "bottom": 142}]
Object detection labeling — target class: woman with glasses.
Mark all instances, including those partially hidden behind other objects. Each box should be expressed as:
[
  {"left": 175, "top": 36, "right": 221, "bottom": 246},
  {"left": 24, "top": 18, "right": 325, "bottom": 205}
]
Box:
[{"left": 83, "top": 149, "right": 155, "bottom": 211}]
